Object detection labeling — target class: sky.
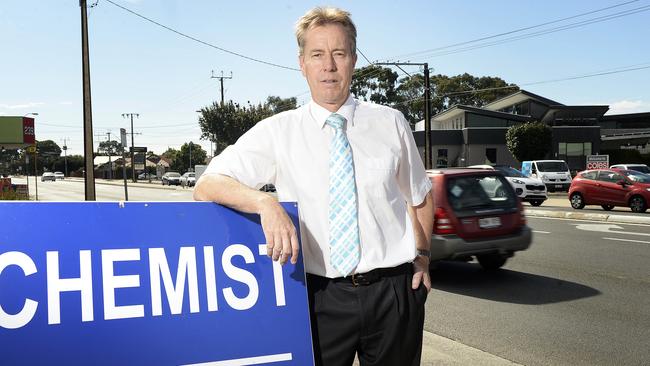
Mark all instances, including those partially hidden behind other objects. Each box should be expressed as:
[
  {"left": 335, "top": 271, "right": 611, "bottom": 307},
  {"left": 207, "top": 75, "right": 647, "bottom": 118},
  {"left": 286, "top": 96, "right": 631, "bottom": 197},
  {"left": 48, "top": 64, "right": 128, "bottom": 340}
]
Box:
[{"left": 1, "top": 0, "right": 649, "bottom": 157}]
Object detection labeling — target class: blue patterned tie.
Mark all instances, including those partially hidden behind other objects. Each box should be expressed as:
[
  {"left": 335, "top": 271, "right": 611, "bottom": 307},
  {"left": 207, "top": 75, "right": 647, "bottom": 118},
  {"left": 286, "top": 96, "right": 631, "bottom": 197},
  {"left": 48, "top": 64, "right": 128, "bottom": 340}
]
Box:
[{"left": 326, "top": 113, "right": 360, "bottom": 276}]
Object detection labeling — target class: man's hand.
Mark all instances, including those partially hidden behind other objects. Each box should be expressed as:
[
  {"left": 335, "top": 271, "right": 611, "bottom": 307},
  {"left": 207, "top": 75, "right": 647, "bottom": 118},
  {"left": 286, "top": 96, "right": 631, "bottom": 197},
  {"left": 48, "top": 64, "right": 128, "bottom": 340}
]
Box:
[
  {"left": 259, "top": 200, "right": 300, "bottom": 265},
  {"left": 411, "top": 255, "right": 431, "bottom": 292}
]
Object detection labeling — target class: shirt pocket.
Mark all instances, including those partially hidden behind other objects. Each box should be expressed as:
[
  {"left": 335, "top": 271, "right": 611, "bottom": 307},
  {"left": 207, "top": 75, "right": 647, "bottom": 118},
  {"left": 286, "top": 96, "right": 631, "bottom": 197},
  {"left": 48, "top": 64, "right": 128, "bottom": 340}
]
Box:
[{"left": 356, "top": 157, "right": 397, "bottom": 198}]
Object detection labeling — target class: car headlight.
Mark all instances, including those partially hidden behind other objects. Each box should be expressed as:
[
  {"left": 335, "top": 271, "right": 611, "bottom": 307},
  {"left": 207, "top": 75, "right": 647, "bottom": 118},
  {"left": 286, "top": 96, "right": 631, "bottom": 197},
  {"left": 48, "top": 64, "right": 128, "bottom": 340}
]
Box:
[
  {"left": 511, "top": 179, "right": 525, "bottom": 185},
  {"left": 646, "top": 188, "right": 650, "bottom": 192}
]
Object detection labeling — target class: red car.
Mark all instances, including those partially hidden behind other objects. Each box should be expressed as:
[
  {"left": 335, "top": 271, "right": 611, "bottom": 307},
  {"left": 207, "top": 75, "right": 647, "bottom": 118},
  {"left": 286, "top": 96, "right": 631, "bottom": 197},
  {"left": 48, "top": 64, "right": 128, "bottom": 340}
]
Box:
[
  {"left": 568, "top": 169, "right": 650, "bottom": 213},
  {"left": 427, "top": 168, "right": 532, "bottom": 270}
]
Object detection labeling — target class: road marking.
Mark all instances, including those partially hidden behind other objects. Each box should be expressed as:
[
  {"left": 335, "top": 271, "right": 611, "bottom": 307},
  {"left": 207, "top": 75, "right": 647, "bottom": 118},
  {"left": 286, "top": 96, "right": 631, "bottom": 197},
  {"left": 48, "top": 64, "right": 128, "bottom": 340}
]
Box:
[
  {"left": 527, "top": 216, "right": 650, "bottom": 227},
  {"left": 181, "top": 353, "right": 293, "bottom": 366},
  {"left": 602, "top": 237, "right": 650, "bottom": 245},
  {"left": 575, "top": 223, "right": 650, "bottom": 237},
  {"left": 532, "top": 230, "right": 550, "bottom": 234}
]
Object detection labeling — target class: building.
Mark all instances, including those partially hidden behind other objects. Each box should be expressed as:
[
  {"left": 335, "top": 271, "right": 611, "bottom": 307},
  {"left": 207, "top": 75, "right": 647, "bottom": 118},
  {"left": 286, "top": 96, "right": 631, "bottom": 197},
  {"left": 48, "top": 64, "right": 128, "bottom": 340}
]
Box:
[{"left": 414, "top": 89, "right": 650, "bottom": 171}]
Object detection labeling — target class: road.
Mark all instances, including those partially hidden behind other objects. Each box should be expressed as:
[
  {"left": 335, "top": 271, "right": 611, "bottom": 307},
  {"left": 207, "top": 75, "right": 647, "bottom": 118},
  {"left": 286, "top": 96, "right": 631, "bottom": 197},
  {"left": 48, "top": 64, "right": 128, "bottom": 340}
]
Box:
[
  {"left": 12, "top": 177, "right": 194, "bottom": 201},
  {"left": 425, "top": 216, "right": 650, "bottom": 366}
]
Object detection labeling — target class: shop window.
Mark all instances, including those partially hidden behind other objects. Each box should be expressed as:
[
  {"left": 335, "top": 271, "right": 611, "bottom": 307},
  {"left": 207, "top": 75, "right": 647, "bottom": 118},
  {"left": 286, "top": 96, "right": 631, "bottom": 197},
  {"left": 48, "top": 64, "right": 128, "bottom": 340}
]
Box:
[{"left": 436, "top": 149, "right": 448, "bottom": 168}]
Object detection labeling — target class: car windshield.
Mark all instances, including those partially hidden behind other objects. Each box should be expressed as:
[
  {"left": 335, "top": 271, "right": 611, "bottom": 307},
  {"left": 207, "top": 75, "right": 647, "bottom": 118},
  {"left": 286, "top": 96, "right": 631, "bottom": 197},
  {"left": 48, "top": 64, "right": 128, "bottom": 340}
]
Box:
[
  {"left": 187, "top": 173, "right": 195, "bottom": 177},
  {"left": 168, "top": 173, "right": 180, "bottom": 177},
  {"left": 537, "top": 161, "right": 568, "bottom": 172},
  {"left": 494, "top": 166, "right": 525, "bottom": 178},
  {"left": 446, "top": 174, "right": 517, "bottom": 213},
  {"left": 628, "top": 165, "right": 650, "bottom": 174},
  {"left": 622, "top": 171, "right": 650, "bottom": 183}
]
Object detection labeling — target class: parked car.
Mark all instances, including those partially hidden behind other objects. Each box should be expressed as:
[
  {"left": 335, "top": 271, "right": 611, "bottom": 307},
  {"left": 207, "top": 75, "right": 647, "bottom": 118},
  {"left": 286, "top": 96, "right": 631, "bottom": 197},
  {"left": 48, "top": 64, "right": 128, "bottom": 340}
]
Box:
[
  {"left": 569, "top": 169, "right": 650, "bottom": 213},
  {"left": 53, "top": 171, "right": 65, "bottom": 180},
  {"left": 469, "top": 165, "right": 547, "bottom": 206},
  {"left": 161, "top": 172, "right": 181, "bottom": 186},
  {"left": 521, "top": 160, "right": 572, "bottom": 192},
  {"left": 41, "top": 172, "right": 56, "bottom": 182},
  {"left": 180, "top": 172, "right": 196, "bottom": 187},
  {"left": 138, "top": 172, "right": 156, "bottom": 180},
  {"left": 427, "top": 168, "right": 532, "bottom": 269},
  {"left": 610, "top": 163, "right": 650, "bottom": 174}
]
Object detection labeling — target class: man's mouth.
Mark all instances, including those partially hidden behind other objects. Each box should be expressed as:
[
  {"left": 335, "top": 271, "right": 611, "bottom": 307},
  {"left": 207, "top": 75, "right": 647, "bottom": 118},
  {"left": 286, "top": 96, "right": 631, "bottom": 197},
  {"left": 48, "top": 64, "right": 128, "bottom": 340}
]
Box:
[{"left": 322, "top": 79, "right": 338, "bottom": 84}]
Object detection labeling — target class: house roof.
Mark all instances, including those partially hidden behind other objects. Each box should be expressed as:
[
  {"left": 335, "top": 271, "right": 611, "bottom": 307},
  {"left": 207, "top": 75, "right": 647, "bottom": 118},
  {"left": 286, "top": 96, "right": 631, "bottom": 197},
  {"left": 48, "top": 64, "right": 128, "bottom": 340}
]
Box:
[{"left": 482, "top": 89, "right": 564, "bottom": 111}]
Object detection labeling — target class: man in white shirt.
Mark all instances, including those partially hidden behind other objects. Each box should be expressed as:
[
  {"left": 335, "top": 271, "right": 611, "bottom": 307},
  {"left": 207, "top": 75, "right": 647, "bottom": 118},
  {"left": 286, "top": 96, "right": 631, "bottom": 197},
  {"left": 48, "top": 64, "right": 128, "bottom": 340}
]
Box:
[{"left": 194, "top": 7, "right": 433, "bottom": 366}]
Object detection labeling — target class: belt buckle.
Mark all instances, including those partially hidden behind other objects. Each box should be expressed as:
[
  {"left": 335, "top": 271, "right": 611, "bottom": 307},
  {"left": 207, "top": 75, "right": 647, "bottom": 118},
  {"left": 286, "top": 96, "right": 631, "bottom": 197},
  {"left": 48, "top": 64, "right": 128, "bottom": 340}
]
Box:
[{"left": 351, "top": 273, "right": 370, "bottom": 286}]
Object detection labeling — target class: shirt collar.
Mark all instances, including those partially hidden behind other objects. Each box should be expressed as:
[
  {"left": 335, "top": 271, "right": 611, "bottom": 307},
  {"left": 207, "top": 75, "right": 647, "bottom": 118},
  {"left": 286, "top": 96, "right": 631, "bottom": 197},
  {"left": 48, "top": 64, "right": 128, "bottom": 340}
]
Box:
[{"left": 309, "top": 94, "right": 357, "bottom": 129}]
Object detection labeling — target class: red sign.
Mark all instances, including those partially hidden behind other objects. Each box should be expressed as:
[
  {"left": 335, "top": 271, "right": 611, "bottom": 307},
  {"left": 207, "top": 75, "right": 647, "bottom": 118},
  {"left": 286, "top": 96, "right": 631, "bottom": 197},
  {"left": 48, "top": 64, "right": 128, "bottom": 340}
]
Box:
[{"left": 23, "top": 117, "right": 35, "bottom": 144}]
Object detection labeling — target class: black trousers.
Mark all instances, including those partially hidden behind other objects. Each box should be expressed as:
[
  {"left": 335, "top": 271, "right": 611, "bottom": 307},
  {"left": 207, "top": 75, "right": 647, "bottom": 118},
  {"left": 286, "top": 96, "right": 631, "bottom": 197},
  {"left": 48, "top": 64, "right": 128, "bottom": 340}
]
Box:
[{"left": 307, "top": 264, "right": 427, "bottom": 366}]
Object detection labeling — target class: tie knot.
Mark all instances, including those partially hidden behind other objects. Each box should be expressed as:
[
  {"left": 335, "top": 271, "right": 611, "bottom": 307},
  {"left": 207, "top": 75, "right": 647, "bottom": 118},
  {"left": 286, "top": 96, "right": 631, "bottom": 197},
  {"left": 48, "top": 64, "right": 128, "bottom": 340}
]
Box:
[{"left": 326, "top": 113, "right": 346, "bottom": 130}]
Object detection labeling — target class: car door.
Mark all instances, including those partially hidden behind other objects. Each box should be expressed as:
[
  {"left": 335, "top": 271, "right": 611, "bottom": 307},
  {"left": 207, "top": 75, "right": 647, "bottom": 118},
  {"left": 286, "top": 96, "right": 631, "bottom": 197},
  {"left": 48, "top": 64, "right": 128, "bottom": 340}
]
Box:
[{"left": 595, "top": 170, "right": 629, "bottom": 205}]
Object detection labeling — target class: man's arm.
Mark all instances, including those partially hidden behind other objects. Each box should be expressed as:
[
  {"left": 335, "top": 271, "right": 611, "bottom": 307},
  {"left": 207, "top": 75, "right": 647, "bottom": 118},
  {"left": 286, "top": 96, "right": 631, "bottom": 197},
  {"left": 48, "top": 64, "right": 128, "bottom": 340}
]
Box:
[
  {"left": 194, "top": 174, "right": 300, "bottom": 265},
  {"left": 408, "top": 190, "right": 434, "bottom": 291}
]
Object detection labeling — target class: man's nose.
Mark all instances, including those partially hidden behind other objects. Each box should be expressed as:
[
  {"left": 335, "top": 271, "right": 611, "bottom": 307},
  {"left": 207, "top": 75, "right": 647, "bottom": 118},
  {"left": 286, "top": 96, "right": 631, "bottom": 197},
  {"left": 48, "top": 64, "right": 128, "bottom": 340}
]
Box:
[{"left": 322, "top": 54, "right": 337, "bottom": 71}]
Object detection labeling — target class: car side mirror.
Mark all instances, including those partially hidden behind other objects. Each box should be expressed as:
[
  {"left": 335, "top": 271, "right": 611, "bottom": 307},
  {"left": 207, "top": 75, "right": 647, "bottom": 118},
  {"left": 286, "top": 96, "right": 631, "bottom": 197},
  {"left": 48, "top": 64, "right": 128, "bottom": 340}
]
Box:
[{"left": 617, "top": 180, "right": 627, "bottom": 186}]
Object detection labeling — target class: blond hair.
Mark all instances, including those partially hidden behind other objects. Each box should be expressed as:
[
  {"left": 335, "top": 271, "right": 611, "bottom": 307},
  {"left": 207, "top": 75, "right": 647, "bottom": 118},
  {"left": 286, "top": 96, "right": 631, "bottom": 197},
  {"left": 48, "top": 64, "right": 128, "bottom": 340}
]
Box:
[{"left": 295, "top": 7, "right": 357, "bottom": 56}]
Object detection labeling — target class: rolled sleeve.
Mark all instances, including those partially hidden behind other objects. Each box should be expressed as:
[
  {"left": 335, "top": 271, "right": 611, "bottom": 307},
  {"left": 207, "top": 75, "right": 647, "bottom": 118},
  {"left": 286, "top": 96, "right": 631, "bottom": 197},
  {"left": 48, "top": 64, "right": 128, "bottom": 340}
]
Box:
[
  {"left": 203, "top": 118, "right": 277, "bottom": 189},
  {"left": 395, "top": 113, "right": 432, "bottom": 206}
]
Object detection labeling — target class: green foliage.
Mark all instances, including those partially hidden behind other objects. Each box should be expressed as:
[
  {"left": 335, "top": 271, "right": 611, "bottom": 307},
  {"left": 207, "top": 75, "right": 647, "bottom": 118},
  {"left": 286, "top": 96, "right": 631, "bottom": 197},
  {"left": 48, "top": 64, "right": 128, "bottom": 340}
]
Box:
[
  {"left": 98, "top": 140, "right": 123, "bottom": 155},
  {"left": 351, "top": 68, "right": 518, "bottom": 128},
  {"left": 351, "top": 65, "right": 399, "bottom": 105},
  {"left": 197, "top": 97, "right": 295, "bottom": 154},
  {"left": 172, "top": 142, "right": 207, "bottom": 173},
  {"left": 506, "top": 122, "right": 552, "bottom": 162}
]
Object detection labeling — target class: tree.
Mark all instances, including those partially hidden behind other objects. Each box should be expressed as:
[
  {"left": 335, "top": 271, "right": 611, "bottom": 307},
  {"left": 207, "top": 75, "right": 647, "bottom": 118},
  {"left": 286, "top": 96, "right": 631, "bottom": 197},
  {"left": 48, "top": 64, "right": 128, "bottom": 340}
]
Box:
[
  {"left": 98, "top": 140, "right": 122, "bottom": 156},
  {"left": 172, "top": 142, "right": 207, "bottom": 173},
  {"left": 506, "top": 122, "right": 552, "bottom": 162},
  {"left": 351, "top": 65, "right": 399, "bottom": 105},
  {"left": 198, "top": 98, "right": 284, "bottom": 154},
  {"left": 265, "top": 96, "right": 297, "bottom": 114}
]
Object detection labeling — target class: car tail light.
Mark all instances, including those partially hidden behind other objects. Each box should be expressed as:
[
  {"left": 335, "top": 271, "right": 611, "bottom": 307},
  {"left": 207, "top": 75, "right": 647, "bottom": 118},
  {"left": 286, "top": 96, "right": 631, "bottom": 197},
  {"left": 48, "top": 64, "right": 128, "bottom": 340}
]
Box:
[
  {"left": 434, "top": 207, "right": 455, "bottom": 235},
  {"left": 518, "top": 202, "right": 527, "bottom": 226}
]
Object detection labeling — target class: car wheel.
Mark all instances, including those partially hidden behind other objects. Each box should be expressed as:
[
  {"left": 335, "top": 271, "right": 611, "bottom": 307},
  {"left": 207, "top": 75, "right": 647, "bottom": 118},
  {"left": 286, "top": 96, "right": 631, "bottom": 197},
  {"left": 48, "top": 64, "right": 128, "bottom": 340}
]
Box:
[
  {"left": 629, "top": 196, "right": 647, "bottom": 213},
  {"left": 601, "top": 205, "right": 614, "bottom": 211},
  {"left": 570, "top": 193, "right": 585, "bottom": 209},
  {"left": 529, "top": 200, "right": 543, "bottom": 207},
  {"left": 477, "top": 254, "right": 507, "bottom": 270}
]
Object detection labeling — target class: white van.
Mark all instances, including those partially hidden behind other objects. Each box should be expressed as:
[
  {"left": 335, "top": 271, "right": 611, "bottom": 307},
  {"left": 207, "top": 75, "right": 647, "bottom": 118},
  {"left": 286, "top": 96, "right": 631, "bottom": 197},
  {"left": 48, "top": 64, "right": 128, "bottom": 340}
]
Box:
[{"left": 520, "top": 160, "right": 572, "bottom": 192}]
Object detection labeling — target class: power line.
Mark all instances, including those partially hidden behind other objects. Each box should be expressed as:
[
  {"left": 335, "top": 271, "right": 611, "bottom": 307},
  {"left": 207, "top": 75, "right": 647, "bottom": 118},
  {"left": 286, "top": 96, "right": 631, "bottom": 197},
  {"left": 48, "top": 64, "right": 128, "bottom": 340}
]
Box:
[
  {"left": 387, "top": 0, "right": 641, "bottom": 61},
  {"left": 405, "top": 4, "right": 650, "bottom": 61},
  {"left": 103, "top": 0, "right": 300, "bottom": 72},
  {"left": 390, "top": 62, "right": 650, "bottom": 108},
  {"left": 346, "top": 1, "right": 649, "bottom": 91}
]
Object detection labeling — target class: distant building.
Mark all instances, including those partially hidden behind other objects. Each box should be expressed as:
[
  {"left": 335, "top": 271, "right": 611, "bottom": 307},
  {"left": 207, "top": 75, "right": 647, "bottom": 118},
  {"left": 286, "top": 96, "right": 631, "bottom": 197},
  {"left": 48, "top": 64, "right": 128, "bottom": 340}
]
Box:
[{"left": 414, "top": 89, "right": 650, "bottom": 171}]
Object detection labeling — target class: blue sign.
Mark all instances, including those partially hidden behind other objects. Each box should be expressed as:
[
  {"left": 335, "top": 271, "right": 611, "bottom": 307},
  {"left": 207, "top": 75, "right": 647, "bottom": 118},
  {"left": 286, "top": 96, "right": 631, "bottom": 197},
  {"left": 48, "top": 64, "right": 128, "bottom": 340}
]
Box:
[{"left": 0, "top": 202, "right": 314, "bottom": 365}]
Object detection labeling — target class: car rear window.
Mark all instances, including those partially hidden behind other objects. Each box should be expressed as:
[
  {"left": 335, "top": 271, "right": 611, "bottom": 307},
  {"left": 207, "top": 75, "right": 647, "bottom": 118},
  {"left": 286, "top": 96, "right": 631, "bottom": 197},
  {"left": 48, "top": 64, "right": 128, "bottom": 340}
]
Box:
[
  {"left": 537, "top": 161, "right": 569, "bottom": 172},
  {"left": 446, "top": 174, "right": 518, "bottom": 215},
  {"left": 629, "top": 166, "right": 650, "bottom": 174}
]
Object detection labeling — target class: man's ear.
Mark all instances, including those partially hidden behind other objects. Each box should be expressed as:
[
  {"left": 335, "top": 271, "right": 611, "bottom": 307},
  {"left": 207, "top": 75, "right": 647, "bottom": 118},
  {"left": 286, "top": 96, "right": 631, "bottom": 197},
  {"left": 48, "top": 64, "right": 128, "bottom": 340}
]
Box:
[{"left": 299, "top": 55, "right": 306, "bottom": 77}]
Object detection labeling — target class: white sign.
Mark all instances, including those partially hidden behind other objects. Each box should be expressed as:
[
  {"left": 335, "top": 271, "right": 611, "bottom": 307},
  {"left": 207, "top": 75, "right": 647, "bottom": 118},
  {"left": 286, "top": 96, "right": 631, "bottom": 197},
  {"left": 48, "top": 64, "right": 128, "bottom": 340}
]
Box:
[{"left": 586, "top": 154, "right": 609, "bottom": 170}]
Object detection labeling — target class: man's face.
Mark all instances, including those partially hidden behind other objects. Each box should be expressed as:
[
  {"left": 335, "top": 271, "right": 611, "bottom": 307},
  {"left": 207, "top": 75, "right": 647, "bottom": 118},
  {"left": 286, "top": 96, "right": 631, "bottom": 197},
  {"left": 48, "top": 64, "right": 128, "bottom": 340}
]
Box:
[{"left": 299, "top": 24, "right": 357, "bottom": 112}]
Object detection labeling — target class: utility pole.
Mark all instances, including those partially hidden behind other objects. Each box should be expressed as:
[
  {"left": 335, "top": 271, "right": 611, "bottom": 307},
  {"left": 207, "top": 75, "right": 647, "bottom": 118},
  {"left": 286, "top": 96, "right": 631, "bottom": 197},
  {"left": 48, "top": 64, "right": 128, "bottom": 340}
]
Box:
[
  {"left": 120, "top": 128, "right": 129, "bottom": 201},
  {"left": 189, "top": 142, "right": 193, "bottom": 171},
  {"left": 374, "top": 62, "right": 433, "bottom": 169},
  {"left": 62, "top": 138, "right": 69, "bottom": 177},
  {"left": 106, "top": 131, "right": 113, "bottom": 179},
  {"left": 80, "top": 0, "right": 96, "bottom": 200},
  {"left": 211, "top": 70, "right": 232, "bottom": 105},
  {"left": 122, "top": 113, "right": 139, "bottom": 182}
]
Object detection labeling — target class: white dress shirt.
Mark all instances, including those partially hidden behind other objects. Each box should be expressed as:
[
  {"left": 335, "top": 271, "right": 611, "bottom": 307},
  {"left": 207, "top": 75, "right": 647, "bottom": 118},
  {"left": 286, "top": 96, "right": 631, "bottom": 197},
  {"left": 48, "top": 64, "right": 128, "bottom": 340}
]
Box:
[{"left": 204, "top": 95, "right": 432, "bottom": 277}]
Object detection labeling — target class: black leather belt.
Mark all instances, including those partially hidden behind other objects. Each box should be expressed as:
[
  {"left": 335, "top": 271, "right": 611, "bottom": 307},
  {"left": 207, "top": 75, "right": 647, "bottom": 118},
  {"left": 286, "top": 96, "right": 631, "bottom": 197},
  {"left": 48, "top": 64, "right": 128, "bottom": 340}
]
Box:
[{"left": 313, "top": 263, "right": 412, "bottom": 287}]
